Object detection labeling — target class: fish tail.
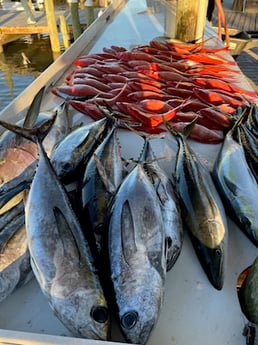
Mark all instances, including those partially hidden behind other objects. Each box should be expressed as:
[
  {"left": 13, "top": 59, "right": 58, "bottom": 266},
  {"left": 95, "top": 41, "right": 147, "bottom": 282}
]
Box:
[
  {"left": 163, "top": 115, "right": 198, "bottom": 139},
  {"left": 0, "top": 114, "right": 57, "bottom": 145},
  {"left": 23, "top": 86, "right": 45, "bottom": 128}
]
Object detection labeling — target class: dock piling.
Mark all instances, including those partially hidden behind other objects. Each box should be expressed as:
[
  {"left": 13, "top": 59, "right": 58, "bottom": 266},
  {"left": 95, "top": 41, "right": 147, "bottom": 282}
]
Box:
[
  {"left": 175, "top": 0, "right": 208, "bottom": 42},
  {"left": 44, "top": 0, "right": 61, "bottom": 53},
  {"left": 85, "top": 0, "right": 95, "bottom": 27},
  {"left": 59, "top": 14, "right": 71, "bottom": 49},
  {"left": 68, "top": 0, "right": 82, "bottom": 40}
]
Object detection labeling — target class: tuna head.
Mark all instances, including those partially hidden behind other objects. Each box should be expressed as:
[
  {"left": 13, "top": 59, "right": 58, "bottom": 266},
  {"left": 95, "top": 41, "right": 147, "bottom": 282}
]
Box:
[
  {"left": 47, "top": 283, "right": 110, "bottom": 339},
  {"left": 116, "top": 267, "right": 164, "bottom": 345},
  {"left": 189, "top": 217, "right": 226, "bottom": 291},
  {"left": 29, "top": 204, "right": 110, "bottom": 341}
]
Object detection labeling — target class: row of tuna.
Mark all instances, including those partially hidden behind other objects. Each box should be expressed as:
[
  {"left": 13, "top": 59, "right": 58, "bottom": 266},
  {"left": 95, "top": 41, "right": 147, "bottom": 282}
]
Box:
[{"left": 0, "top": 43, "right": 257, "bottom": 343}]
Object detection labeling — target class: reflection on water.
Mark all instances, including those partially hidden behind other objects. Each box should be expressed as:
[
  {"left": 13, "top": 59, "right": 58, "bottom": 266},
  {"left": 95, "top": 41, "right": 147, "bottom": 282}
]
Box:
[{"left": 0, "top": 34, "right": 55, "bottom": 112}]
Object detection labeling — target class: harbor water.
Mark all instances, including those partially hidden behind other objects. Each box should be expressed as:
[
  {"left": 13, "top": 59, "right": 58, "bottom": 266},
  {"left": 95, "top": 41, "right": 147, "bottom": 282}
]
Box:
[
  {"left": 0, "top": 0, "right": 68, "bottom": 112},
  {"left": 0, "top": 34, "right": 55, "bottom": 111}
]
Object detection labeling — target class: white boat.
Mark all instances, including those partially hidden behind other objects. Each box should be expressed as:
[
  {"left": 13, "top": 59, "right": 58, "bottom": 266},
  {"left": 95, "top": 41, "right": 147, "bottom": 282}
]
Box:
[{"left": 0, "top": 1, "right": 257, "bottom": 344}]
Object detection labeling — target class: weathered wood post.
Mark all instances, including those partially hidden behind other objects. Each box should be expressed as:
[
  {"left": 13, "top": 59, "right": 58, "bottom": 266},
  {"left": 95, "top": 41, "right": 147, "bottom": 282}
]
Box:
[
  {"left": 175, "top": 0, "right": 208, "bottom": 42},
  {"left": 85, "top": 0, "right": 95, "bottom": 27},
  {"left": 68, "top": 0, "right": 82, "bottom": 40},
  {"left": 99, "top": 0, "right": 107, "bottom": 7},
  {"left": 0, "top": 55, "right": 14, "bottom": 100},
  {"left": 44, "top": 0, "right": 61, "bottom": 53},
  {"left": 59, "top": 14, "right": 71, "bottom": 49}
]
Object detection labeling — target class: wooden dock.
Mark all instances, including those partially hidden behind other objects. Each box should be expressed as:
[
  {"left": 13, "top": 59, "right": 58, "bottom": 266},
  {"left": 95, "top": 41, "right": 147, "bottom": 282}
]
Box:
[
  {"left": 0, "top": 4, "right": 104, "bottom": 53},
  {"left": 0, "top": 9, "right": 59, "bottom": 52},
  {"left": 211, "top": 3, "right": 258, "bottom": 57}
]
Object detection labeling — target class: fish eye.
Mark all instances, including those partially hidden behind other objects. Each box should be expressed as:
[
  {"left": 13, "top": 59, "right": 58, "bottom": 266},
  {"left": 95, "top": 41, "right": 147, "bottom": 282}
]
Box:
[
  {"left": 240, "top": 216, "right": 251, "bottom": 229},
  {"left": 62, "top": 162, "right": 72, "bottom": 172},
  {"left": 166, "top": 236, "right": 173, "bottom": 249},
  {"left": 90, "top": 306, "right": 109, "bottom": 323},
  {"left": 121, "top": 311, "right": 138, "bottom": 329},
  {"left": 215, "top": 248, "right": 222, "bottom": 257}
]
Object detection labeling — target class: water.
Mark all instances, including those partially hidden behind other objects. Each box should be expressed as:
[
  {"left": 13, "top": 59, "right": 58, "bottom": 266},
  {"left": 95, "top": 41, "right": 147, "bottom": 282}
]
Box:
[
  {"left": 0, "top": 34, "right": 55, "bottom": 111},
  {"left": 0, "top": 0, "right": 68, "bottom": 113}
]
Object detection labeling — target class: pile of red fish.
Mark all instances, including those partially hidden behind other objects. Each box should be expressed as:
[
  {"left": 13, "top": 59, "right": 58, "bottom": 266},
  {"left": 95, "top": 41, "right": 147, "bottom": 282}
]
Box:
[{"left": 52, "top": 38, "right": 258, "bottom": 144}]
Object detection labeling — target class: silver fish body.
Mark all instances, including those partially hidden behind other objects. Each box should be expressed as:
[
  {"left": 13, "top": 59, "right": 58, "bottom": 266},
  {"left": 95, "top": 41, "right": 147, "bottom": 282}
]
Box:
[
  {"left": 50, "top": 117, "right": 108, "bottom": 183},
  {"left": 171, "top": 129, "right": 227, "bottom": 290},
  {"left": 81, "top": 124, "right": 124, "bottom": 256},
  {"left": 108, "top": 163, "right": 166, "bottom": 345},
  {"left": 213, "top": 127, "right": 258, "bottom": 247},
  {"left": 25, "top": 140, "right": 110, "bottom": 340},
  {"left": 239, "top": 124, "right": 258, "bottom": 183},
  {"left": 0, "top": 222, "right": 32, "bottom": 304},
  {"left": 141, "top": 138, "right": 183, "bottom": 271},
  {"left": 0, "top": 161, "right": 37, "bottom": 210},
  {"left": 0, "top": 200, "right": 25, "bottom": 252}
]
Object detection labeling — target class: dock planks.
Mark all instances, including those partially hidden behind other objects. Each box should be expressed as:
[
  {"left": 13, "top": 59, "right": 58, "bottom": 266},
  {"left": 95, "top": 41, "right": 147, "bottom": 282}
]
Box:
[
  {"left": 0, "top": 9, "right": 58, "bottom": 34},
  {"left": 0, "top": 9, "right": 63, "bottom": 51},
  {"left": 212, "top": 7, "right": 258, "bottom": 32}
]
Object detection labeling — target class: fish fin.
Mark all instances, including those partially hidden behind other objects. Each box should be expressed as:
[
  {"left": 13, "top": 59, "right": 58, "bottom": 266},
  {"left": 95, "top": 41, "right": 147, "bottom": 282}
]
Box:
[
  {"left": 53, "top": 206, "right": 82, "bottom": 264},
  {"left": 0, "top": 114, "right": 57, "bottom": 145},
  {"left": 181, "top": 117, "right": 198, "bottom": 138},
  {"left": 121, "top": 200, "right": 137, "bottom": 266},
  {"left": 228, "top": 108, "right": 247, "bottom": 140},
  {"left": 93, "top": 153, "right": 116, "bottom": 194},
  {"left": 23, "top": 86, "right": 45, "bottom": 128},
  {"left": 163, "top": 116, "right": 198, "bottom": 139}
]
